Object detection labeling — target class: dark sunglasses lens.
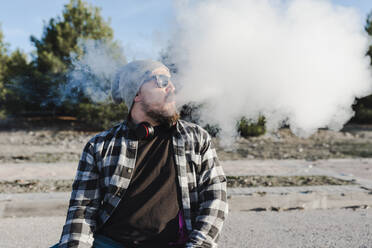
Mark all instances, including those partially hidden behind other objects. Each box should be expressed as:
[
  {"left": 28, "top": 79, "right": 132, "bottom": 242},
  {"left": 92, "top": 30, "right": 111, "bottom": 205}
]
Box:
[{"left": 157, "top": 75, "right": 170, "bottom": 88}]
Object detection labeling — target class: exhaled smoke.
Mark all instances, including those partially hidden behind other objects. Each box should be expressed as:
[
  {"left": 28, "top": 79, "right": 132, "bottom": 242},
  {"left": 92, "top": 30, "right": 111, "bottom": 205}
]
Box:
[
  {"left": 61, "top": 39, "right": 127, "bottom": 103},
  {"left": 168, "top": 0, "right": 372, "bottom": 145}
]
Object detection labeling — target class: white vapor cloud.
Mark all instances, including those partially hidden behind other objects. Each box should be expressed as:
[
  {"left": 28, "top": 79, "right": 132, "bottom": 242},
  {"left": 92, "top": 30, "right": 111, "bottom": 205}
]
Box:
[
  {"left": 62, "top": 39, "right": 127, "bottom": 103},
  {"left": 168, "top": 0, "right": 372, "bottom": 145}
]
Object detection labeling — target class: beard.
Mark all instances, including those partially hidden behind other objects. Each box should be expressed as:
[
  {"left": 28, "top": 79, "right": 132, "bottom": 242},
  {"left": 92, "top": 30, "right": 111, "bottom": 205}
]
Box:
[{"left": 141, "top": 100, "right": 180, "bottom": 127}]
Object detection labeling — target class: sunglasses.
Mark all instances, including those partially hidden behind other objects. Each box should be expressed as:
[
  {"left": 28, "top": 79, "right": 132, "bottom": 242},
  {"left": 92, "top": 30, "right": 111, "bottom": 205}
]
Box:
[{"left": 143, "top": 74, "right": 171, "bottom": 88}]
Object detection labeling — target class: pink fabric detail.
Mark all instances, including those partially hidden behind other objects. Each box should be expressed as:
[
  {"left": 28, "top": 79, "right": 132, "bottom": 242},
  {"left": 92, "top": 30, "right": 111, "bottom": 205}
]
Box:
[{"left": 169, "top": 210, "right": 189, "bottom": 246}]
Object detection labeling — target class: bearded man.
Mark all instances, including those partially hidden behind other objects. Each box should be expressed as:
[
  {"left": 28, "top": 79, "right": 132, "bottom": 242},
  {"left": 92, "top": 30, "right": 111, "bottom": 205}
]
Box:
[{"left": 54, "top": 60, "right": 228, "bottom": 248}]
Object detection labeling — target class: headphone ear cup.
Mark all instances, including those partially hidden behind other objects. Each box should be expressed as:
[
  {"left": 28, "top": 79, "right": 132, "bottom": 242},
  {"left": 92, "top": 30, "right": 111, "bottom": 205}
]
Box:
[{"left": 135, "top": 122, "right": 154, "bottom": 139}]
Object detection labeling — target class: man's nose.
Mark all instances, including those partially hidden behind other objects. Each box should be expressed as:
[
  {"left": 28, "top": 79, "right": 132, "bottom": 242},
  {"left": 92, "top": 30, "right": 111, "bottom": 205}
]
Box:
[{"left": 166, "top": 81, "right": 175, "bottom": 93}]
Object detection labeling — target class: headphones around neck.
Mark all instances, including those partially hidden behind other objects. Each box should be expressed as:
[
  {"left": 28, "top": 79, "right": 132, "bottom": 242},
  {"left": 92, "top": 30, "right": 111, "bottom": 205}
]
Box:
[{"left": 129, "top": 121, "right": 155, "bottom": 140}]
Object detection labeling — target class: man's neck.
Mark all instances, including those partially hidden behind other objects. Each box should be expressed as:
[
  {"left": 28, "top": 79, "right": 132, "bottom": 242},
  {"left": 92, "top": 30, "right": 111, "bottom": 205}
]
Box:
[{"left": 130, "top": 105, "right": 159, "bottom": 126}]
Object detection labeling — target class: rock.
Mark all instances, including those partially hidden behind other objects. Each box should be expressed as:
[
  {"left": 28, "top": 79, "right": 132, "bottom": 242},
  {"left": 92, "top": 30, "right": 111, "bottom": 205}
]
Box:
[{"left": 344, "top": 132, "right": 353, "bottom": 138}]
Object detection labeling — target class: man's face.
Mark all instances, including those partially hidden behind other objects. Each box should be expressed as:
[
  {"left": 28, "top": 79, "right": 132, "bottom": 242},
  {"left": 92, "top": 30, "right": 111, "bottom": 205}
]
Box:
[{"left": 135, "top": 67, "right": 177, "bottom": 122}]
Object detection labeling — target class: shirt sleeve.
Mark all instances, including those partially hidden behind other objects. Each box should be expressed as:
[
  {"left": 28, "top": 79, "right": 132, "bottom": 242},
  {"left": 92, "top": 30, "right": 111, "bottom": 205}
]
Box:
[
  {"left": 58, "top": 142, "right": 102, "bottom": 248},
  {"left": 185, "top": 131, "right": 228, "bottom": 248}
]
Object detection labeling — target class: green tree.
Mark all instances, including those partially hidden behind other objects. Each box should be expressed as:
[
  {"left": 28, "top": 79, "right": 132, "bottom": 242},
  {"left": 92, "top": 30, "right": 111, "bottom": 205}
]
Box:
[
  {"left": 352, "top": 11, "right": 372, "bottom": 123},
  {"left": 2, "top": 0, "right": 128, "bottom": 130},
  {"left": 0, "top": 25, "right": 37, "bottom": 117},
  {"left": 29, "top": 0, "right": 116, "bottom": 112},
  {"left": 3, "top": 50, "right": 37, "bottom": 114},
  {"left": 366, "top": 12, "right": 372, "bottom": 64},
  {"left": 31, "top": 0, "right": 113, "bottom": 73},
  {"left": 0, "top": 26, "right": 9, "bottom": 118}
]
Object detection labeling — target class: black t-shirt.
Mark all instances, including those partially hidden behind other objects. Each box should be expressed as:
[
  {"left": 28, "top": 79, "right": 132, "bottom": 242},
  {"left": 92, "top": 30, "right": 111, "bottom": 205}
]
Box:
[{"left": 98, "top": 124, "right": 182, "bottom": 247}]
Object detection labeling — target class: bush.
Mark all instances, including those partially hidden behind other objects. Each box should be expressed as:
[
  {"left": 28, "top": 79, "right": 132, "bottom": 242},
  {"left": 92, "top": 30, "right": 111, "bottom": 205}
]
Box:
[
  {"left": 179, "top": 103, "right": 267, "bottom": 137},
  {"left": 237, "top": 116, "right": 266, "bottom": 137},
  {"left": 0, "top": 110, "right": 6, "bottom": 120},
  {"left": 203, "top": 124, "right": 221, "bottom": 137},
  {"left": 351, "top": 96, "right": 372, "bottom": 123}
]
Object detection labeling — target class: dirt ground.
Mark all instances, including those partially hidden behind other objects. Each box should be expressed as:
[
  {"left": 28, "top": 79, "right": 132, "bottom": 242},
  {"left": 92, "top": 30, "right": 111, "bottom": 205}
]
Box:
[
  {"left": 1, "top": 124, "right": 372, "bottom": 163},
  {"left": 217, "top": 124, "right": 372, "bottom": 161},
  {"left": 1, "top": 123, "right": 372, "bottom": 193},
  {"left": 0, "top": 175, "right": 355, "bottom": 193}
]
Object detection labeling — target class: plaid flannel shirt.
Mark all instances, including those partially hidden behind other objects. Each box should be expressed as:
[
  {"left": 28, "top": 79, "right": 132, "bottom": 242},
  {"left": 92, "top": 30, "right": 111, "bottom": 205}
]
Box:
[{"left": 58, "top": 120, "right": 228, "bottom": 248}]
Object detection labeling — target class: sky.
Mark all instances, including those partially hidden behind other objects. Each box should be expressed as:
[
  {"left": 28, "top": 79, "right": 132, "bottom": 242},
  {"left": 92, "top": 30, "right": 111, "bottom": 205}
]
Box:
[{"left": 0, "top": 0, "right": 371, "bottom": 60}]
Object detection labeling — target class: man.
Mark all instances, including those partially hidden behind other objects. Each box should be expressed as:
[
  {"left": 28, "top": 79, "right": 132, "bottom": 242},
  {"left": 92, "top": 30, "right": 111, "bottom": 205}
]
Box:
[{"left": 55, "top": 60, "right": 228, "bottom": 248}]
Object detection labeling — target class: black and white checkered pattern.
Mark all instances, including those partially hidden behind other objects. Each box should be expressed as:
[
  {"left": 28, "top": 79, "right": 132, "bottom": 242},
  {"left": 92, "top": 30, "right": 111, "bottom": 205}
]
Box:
[{"left": 58, "top": 120, "right": 228, "bottom": 248}]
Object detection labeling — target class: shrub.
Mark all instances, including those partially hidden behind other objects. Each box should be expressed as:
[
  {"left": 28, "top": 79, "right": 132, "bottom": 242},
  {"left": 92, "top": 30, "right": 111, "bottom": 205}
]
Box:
[{"left": 237, "top": 116, "right": 266, "bottom": 137}]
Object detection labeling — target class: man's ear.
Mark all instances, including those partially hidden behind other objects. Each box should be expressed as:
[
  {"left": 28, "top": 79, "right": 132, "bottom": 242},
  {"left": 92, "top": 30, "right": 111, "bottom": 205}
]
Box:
[{"left": 134, "top": 93, "right": 141, "bottom": 102}]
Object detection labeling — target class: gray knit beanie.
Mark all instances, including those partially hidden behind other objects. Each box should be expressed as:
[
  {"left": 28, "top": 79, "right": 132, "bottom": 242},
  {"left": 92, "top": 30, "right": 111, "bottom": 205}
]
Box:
[{"left": 111, "top": 60, "right": 169, "bottom": 108}]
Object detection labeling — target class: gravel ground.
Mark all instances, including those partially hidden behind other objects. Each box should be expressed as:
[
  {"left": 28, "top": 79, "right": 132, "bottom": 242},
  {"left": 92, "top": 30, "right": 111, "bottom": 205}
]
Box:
[
  {"left": 1, "top": 123, "right": 371, "bottom": 247},
  {"left": 226, "top": 175, "right": 355, "bottom": 188},
  {"left": 0, "top": 124, "right": 370, "bottom": 193},
  {"left": 217, "top": 126, "right": 372, "bottom": 161},
  {"left": 0, "top": 179, "right": 73, "bottom": 193},
  {"left": 0, "top": 209, "right": 370, "bottom": 248},
  {"left": 219, "top": 208, "right": 372, "bottom": 248},
  {"left": 2, "top": 124, "right": 372, "bottom": 164}
]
